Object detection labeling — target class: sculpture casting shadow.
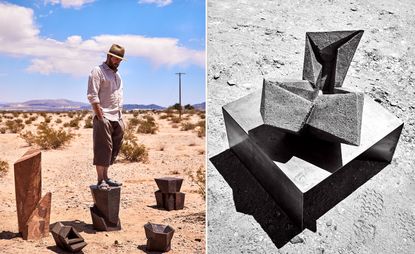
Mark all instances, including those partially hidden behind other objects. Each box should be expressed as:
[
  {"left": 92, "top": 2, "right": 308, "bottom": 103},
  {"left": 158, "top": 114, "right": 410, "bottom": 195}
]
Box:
[
  {"left": 50, "top": 220, "right": 96, "bottom": 234},
  {"left": 137, "top": 244, "right": 165, "bottom": 254},
  {"left": 210, "top": 149, "right": 302, "bottom": 248},
  {"left": 0, "top": 231, "right": 20, "bottom": 240}
]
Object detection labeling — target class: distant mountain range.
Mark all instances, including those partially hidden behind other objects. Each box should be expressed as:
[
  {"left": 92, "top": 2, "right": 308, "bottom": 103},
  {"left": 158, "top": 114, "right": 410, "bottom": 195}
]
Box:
[{"left": 0, "top": 99, "right": 205, "bottom": 111}]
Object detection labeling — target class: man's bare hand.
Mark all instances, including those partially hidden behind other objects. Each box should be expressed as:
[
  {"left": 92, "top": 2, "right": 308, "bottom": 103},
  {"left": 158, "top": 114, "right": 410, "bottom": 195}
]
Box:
[{"left": 92, "top": 103, "right": 104, "bottom": 120}]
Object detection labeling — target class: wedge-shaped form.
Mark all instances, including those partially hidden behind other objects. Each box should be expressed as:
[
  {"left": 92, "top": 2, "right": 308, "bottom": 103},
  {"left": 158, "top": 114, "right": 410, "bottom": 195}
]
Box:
[
  {"left": 302, "top": 30, "right": 364, "bottom": 93},
  {"left": 306, "top": 92, "right": 364, "bottom": 145},
  {"left": 154, "top": 177, "right": 183, "bottom": 193},
  {"left": 24, "top": 192, "right": 51, "bottom": 240},
  {"left": 260, "top": 79, "right": 314, "bottom": 134}
]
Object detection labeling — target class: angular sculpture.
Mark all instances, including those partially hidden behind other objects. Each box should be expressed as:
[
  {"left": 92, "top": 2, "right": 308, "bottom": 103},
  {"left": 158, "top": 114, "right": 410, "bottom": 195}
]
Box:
[
  {"left": 89, "top": 185, "right": 121, "bottom": 231},
  {"left": 154, "top": 177, "right": 185, "bottom": 211},
  {"left": 144, "top": 222, "right": 175, "bottom": 252},
  {"left": 14, "top": 149, "right": 52, "bottom": 240},
  {"left": 260, "top": 79, "right": 364, "bottom": 145},
  {"left": 303, "top": 30, "right": 364, "bottom": 93},
  {"left": 221, "top": 30, "right": 403, "bottom": 233},
  {"left": 51, "top": 222, "right": 87, "bottom": 253}
]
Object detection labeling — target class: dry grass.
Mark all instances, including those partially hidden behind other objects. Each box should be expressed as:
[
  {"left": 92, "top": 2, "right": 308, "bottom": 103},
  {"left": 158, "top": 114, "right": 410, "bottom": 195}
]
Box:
[
  {"left": 84, "top": 116, "right": 93, "bottom": 128},
  {"left": 137, "top": 115, "right": 158, "bottom": 134},
  {"left": 5, "top": 119, "right": 24, "bottom": 133},
  {"left": 120, "top": 127, "right": 149, "bottom": 163},
  {"left": 20, "top": 122, "right": 74, "bottom": 149},
  {"left": 187, "top": 165, "right": 206, "bottom": 200},
  {"left": 181, "top": 121, "right": 196, "bottom": 131},
  {"left": 0, "top": 160, "right": 8, "bottom": 177}
]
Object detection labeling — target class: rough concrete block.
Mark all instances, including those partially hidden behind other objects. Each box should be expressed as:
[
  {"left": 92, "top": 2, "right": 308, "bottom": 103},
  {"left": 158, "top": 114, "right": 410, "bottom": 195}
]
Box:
[
  {"left": 306, "top": 92, "right": 364, "bottom": 145},
  {"left": 144, "top": 223, "right": 175, "bottom": 252},
  {"left": 260, "top": 79, "right": 314, "bottom": 134}
]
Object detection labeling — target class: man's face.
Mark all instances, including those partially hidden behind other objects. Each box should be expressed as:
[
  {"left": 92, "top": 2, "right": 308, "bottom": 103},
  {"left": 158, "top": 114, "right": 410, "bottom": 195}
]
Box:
[{"left": 107, "top": 55, "right": 122, "bottom": 70}]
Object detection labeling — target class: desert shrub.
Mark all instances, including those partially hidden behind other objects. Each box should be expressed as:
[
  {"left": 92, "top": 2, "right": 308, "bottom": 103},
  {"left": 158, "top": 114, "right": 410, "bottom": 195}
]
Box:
[
  {"left": 22, "top": 113, "right": 28, "bottom": 118},
  {"left": 184, "top": 104, "right": 195, "bottom": 110},
  {"left": 20, "top": 122, "right": 74, "bottom": 149},
  {"left": 29, "top": 116, "right": 37, "bottom": 122},
  {"left": 67, "top": 112, "right": 75, "bottom": 118},
  {"left": 67, "top": 117, "right": 81, "bottom": 129},
  {"left": 197, "top": 120, "right": 206, "bottom": 137},
  {"left": 55, "top": 118, "right": 62, "bottom": 124},
  {"left": 159, "top": 114, "right": 169, "bottom": 120},
  {"left": 198, "top": 111, "right": 205, "bottom": 119},
  {"left": 0, "top": 160, "right": 8, "bottom": 177},
  {"left": 5, "top": 119, "right": 24, "bottom": 133},
  {"left": 43, "top": 115, "right": 52, "bottom": 123},
  {"left": 120, "top": 127, "right": 149, "bottom": 162},
  {"left": 187, "top": 166, "right": 205, "bottom": 199},
  {"left": 40, "top": 112, "right": 47, "bottom": 118},
  {"left": 180, "top": 121, "right": 196, "bottom": 131},
  {"left": 84, "top": 117, "right": 93, "bottom": 128},
  {"left": 0, "top": 127, "right": 6, "bottom": 134},
  {"left": 137, "top": 118, "right": 158, "bottom": 134},
  {"left": 170, "top": 116, "right": 181, "bottom": 123},
  {"left": 133, "top": 111, "right": 139, "bottom": 117},
  {"left": 128, "top": 117, "right": 140, "bottom": 128},
  {"left": 143, "top": 115, "right": 155, "bottom": 122},
  {"left": 12, "top": 112, "right": 20, "bottom": 118}
]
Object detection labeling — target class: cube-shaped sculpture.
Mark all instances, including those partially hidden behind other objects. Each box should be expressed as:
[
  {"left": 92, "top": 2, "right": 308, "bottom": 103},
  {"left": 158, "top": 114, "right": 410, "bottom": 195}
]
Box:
[
  {"left": 154, "top": 177, "right": 183, "bottom": 193},
  {"left": 89, "top": 185, "right": 121, "bottom": 231},
  {"left": 51, "top": 222, "right": 87, "bottom": 253},
  {"left": 223, "top": 90, "right": 402, "bottom": 230},
  {"left": 14, "top": 149, "right": 52, "bottom": 240},
  {"left": 144, "top": 223, "right": 175, "bottom": 252}
]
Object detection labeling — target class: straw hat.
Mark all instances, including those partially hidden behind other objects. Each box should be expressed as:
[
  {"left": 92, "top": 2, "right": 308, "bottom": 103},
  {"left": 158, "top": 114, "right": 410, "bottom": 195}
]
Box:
[{"left": 107, "top": 44, "right": 126, "bottom": 60}]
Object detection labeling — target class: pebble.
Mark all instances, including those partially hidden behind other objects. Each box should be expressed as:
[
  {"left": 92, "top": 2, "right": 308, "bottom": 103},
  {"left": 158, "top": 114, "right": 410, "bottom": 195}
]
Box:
[
  {"left": 227, "top": 80, "right": 237, "bottom": 86},
  {"left": 350, "top": 7, "right": 358, "bottom": 11},
  {"left": 375, "top": 98, "right": 382, "bottom": 103},
  {"left": 213, "top": 73, "right": 220, "bottom": 79},
  {"left": 290, "top": 235, "right": 304, "bottom": 244},
  {"left": 326, "top": 220, "right": 332, "bottom": 227}
]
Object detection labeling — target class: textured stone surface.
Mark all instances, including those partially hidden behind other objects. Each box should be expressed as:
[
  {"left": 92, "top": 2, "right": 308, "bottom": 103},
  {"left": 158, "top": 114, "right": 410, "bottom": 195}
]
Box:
[
  {"left": 23, "top": 192, "right": 51, "bottom": 240},
  {"left": 144, "top": 223, "right": 175, "bottom": 252},
  {"left": 307, "top": 92, "right": 364, "bottom": 145},
  {"left": 302, "top": 30, "right": 364, "bottom": 92},
  {"left": 260, "top": 79, "right": 314, "bottom": 134},
  {"left": 154, "top": 177, "right": 183, "bottom": 193},
  {"left": 14, "top": 149, "right": 42, "bottom": 235}
]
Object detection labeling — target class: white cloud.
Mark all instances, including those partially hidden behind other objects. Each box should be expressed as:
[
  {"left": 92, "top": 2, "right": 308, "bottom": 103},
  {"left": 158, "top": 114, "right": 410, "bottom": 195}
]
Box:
[
  {"left": 44, "top": 0, "right": 95, "bottom": 9},
  {"left": 138, "top": 0, "right": 172, "bottom": 7},
  {"left": 0, "top": 3, "right": 205, "bottom": 76}
]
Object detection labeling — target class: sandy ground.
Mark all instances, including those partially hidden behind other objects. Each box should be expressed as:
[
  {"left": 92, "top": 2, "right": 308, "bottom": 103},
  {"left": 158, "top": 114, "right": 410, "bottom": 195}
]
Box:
[
  {"left": 0, "top": 110, "right": 206, "bottom": 253},
  {"left": 207, "top": 0, "right": 415, "bottom": 253}
]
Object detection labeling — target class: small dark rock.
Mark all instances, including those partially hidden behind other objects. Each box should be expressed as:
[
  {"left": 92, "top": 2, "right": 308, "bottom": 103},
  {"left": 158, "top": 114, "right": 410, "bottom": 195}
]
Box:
[
  {"left": 375, "top": 98, "right": 382, "bottom": 103},
  {"left": 350, "top": 7, "right": 358, "bottom": 11},
  {"left": 227, "top": 80, "right": 237, "bottom": 86},
  {"left": 213, "top": 73, "right": 220, "bottom": 79},
  {"left": 195, "top": 238, "right": 202, "bottom": 242},
  {"left": 290, "top": 236, "right": 304, "bottom": 244}
]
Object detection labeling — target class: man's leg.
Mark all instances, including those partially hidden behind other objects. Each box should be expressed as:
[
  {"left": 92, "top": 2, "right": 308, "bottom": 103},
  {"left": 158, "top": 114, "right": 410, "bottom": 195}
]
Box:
[
  {"left": 96, "top": 165, "right": 106, "bottom": 182},
  {"left": 93, "top": 116, "right": 113, "bottom": 189},
  {"left": 105, "top": 119, "right": 124, "bottom": 187}
]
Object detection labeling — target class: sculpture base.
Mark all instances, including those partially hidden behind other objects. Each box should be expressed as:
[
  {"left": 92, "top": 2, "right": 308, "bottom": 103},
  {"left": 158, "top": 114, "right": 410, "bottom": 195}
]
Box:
[
  {"left": 223, "top": 90, "right": 403, "bottom": 230},
  {"left": 155, "top": 191, "right": 185, "bottom": 211},
  {"left": 90, "top": 205, "right": 121, "bottom": 231}
]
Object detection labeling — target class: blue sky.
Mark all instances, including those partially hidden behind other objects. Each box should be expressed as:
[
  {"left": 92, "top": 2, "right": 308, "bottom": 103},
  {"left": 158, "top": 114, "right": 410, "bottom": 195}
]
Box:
[{"left": 0, "top": 0, "right": 205, "bottom": 106}]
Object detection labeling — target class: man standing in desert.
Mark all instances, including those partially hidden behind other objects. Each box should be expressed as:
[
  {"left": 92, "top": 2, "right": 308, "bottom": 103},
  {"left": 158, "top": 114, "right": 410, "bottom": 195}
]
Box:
[{"left": 87, "top": 44, "right": 125, "bottom": 190}]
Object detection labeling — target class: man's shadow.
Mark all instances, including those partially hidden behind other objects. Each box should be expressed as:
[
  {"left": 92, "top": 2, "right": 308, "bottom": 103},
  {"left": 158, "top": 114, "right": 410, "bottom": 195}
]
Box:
[{"left": 210, "top": 149, "right": 302, "bottom": 248}]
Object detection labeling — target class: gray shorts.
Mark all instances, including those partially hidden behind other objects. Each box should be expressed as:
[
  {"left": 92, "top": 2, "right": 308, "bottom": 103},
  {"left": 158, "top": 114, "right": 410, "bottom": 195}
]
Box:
[{"left": 93, "top": 116, "right": 125, "bottom": 166}]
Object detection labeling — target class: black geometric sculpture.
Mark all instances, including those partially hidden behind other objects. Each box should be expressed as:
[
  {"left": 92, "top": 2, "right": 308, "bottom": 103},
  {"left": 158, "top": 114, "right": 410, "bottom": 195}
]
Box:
[
  {"left": 89, "top": 185, "right": 121, "bottom": 231},
  {"left": 303, "top": 30, "right": 364, "bottom": 93},
  {"left": 144, "top": 222, "right": 175, "bottom": 252},
  {"left": 51, "top": 222, "right": 87, "bottom": 253},
  {"left": 221, "top": 30, "right": 403, "bottom": 233},
  {"left": 154, "top": 177, "right": 185, "bottom": 211}
]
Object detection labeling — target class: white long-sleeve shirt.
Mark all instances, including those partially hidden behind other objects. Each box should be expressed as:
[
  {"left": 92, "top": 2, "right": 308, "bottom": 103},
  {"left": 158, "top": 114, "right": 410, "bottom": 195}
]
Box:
[{"left": 87, "top": 63, "right": 123, "bottom": 121}]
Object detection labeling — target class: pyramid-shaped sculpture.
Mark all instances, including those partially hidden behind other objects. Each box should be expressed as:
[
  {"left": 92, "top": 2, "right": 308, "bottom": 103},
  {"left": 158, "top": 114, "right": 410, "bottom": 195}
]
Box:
[
  {"left": 221, "top": 30, "right": 403, "bottom": 232},
  {"left": 303, "top": 30, "right": 364, "bottom": 93},
  {"left": 14, "top": 149, "right": 52, "bottom": 240}
]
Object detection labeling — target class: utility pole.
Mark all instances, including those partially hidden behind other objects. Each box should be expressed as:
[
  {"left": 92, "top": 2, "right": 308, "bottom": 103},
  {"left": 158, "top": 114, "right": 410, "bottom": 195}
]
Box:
[{"left": 175, "top": 72, "right": 185, "bottom": 118}]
